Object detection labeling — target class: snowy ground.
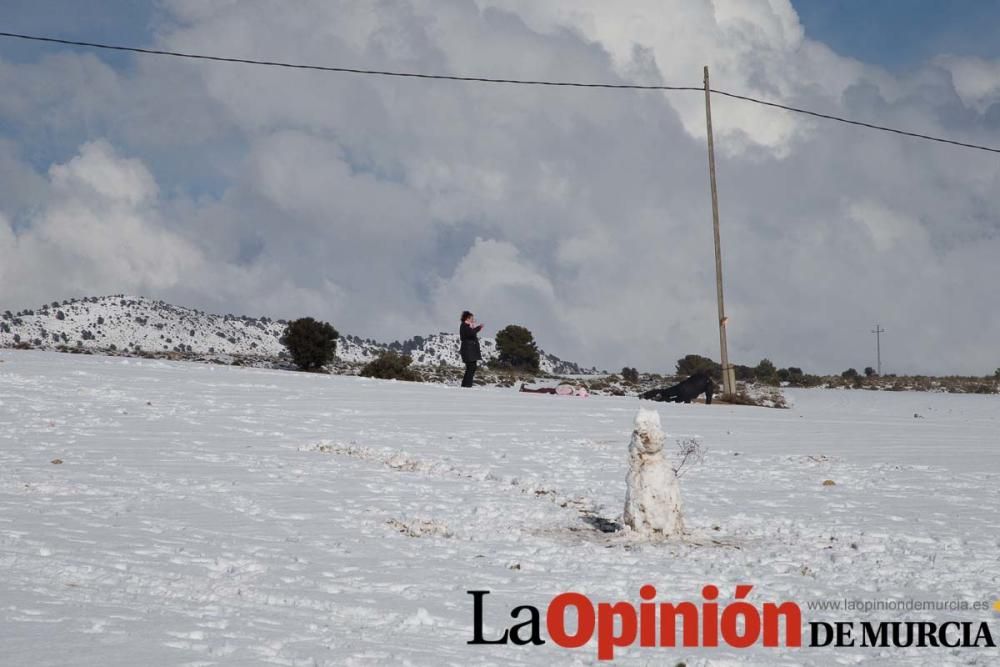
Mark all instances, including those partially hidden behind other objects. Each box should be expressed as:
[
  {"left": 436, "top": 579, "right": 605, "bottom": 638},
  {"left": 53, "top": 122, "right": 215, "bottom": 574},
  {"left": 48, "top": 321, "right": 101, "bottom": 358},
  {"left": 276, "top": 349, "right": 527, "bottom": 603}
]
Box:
[{"left": 1, "top": 349, "right": 999, "bottom": 666}]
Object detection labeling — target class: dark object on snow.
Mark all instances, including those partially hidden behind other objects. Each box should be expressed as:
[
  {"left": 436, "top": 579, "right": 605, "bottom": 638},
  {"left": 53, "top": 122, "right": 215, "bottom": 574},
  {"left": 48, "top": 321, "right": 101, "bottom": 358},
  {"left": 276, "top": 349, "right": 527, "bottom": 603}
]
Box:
[
  {"left": 281, "top": 317, "right": 339, "bottom": 371},
  {"left": 641, "top": 371, "right": 715, "bottom": 404},
  {"left": 520, "top": 383, "right": 589, "bottom": 397},
  {"left": 520, "top": 384, "right": 557, "bottom": 394},
  {"left": 459, "top": 311, "right": 483, "bottom": 387}
]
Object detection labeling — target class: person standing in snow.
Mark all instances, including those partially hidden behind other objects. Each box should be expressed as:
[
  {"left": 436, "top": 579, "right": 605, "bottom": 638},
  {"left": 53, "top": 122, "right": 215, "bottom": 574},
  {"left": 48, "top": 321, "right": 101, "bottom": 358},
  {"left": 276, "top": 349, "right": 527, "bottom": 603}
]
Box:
[{"left": 459, "top": 310, "right": 483, "bottom": 388}]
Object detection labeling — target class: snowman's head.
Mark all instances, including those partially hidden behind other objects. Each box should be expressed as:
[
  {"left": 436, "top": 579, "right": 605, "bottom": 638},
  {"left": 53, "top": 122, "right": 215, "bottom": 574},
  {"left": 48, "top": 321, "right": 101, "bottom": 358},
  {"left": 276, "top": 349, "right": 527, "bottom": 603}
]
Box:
[{"left": 632, "top": 408, "right": 665, "bottom": 455}]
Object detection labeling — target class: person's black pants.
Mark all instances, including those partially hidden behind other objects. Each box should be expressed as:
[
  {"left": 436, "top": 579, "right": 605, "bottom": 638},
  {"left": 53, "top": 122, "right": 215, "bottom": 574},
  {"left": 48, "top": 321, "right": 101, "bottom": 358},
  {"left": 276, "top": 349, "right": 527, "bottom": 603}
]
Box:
[{"left": 462, "top": 361, "right": 477, "bottom": 387}]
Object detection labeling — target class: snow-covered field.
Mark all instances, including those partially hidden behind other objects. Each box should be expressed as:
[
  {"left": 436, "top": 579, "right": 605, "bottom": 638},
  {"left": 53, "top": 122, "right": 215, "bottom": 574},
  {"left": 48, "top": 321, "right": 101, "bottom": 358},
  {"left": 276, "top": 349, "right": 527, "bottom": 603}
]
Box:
[{"left": 2, "top": 349, "right": 999, "bottom": 666}]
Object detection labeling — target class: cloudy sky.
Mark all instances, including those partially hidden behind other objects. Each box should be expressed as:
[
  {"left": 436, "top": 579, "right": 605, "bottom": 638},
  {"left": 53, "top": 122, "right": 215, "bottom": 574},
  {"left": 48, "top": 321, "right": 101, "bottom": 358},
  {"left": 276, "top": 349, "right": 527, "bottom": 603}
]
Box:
[{"left": 1, "top": 1, "right": 999, "bottom": 375}]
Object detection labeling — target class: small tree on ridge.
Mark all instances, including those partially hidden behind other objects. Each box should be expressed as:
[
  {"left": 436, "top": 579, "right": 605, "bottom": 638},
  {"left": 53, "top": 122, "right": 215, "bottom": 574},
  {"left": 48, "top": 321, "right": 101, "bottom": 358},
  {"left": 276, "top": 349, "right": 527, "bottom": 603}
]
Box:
[
  {"left": 494, "top": 324, "right": 540, "bottom": 373},
  {"left": 281, "top": 317, "right": 339, "bottom": 371}
]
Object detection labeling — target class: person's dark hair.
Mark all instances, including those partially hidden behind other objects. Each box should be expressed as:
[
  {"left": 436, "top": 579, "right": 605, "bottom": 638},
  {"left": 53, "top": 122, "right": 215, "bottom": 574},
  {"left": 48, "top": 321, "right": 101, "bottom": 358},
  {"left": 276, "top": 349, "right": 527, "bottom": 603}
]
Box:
[{"left": 461, "top": 310, "right": 474, "bottom": 323}]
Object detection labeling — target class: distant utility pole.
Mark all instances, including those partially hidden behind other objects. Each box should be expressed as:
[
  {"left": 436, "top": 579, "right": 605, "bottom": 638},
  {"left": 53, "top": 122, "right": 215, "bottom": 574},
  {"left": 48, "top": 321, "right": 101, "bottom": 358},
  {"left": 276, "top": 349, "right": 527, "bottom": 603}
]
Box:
[
  {"left": 703, "top": 66, "right": 736, "bottom": 399},
  {"left": 871, "top": 324, "right": 885, "bottom": 375}
]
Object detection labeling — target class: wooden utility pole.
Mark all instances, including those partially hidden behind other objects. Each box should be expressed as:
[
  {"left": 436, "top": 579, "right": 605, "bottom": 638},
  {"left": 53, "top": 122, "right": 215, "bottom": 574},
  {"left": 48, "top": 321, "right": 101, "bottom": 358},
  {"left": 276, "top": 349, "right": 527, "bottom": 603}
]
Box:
[
  {"left": 871, "top": 324, "right": 885, "bottom": 375},
  {"left": 703, "top": 66, "right": 736, "bottom": 399}
]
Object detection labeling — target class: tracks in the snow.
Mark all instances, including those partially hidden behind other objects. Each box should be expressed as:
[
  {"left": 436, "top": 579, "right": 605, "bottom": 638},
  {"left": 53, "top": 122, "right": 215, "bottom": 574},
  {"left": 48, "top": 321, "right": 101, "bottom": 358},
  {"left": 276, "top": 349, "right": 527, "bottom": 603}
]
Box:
[{"left": 307, "top": 441, "right": 620, "bottom": 534}]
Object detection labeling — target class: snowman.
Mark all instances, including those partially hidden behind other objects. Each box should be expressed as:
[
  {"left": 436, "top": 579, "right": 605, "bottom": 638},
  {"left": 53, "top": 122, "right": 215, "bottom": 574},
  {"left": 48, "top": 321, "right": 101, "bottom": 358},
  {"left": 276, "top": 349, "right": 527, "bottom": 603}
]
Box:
[{"left": 623, "top": 408, "right": 684, "bottom": 537}]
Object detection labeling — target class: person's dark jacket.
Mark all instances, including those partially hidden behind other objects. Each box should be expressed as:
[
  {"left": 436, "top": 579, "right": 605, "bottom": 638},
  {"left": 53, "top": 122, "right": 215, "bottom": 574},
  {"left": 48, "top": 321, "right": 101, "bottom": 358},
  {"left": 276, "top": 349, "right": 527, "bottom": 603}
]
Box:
[{"left": 459, "top": 322, "right": 483, "bottom": 364}]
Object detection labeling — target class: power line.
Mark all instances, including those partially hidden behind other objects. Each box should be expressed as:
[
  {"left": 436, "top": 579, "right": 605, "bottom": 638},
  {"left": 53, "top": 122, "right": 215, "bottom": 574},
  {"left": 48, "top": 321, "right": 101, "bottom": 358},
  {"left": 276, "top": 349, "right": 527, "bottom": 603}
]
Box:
[
  {"left": 0, "top": 31, "right": 700, "bottom": 91},
  {"left": 711, "top": 90, "right": 1000, "bottom": 155},
  {"left": 2, "top": 30, "right": 999, "bottom": 155}
]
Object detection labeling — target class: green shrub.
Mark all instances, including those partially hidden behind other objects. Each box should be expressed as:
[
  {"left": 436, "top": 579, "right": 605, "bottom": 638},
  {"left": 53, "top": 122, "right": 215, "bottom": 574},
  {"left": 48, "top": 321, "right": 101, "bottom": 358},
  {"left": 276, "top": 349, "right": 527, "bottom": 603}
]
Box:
[
  {"left": 621, "top": 367, "right": 639, "bottom": 383},
  {"left": 494, "top": 324, "right": 540, "bottom": 373},
  {"left": 676, "top": 354, "right": 721, "bottom": 379},
  {"left": 360, "top": 351, "right": 421, "bottom": 382},
  {"left": 798, "top": 373, "right": 824, "bottom": 388},
  {"left": 280, "top": 317, "right": 339, "bottom": 371},
  {"left": 754, "top": 358, "right": 779, "bottom": 385}
]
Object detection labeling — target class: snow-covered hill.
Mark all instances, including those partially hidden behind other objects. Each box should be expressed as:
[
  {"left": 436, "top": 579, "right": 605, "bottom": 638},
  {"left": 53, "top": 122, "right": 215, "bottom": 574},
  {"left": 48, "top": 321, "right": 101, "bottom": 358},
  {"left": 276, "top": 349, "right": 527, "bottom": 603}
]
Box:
[{"left": 0, "top": 296, "right": 596, "bottom": 374}]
